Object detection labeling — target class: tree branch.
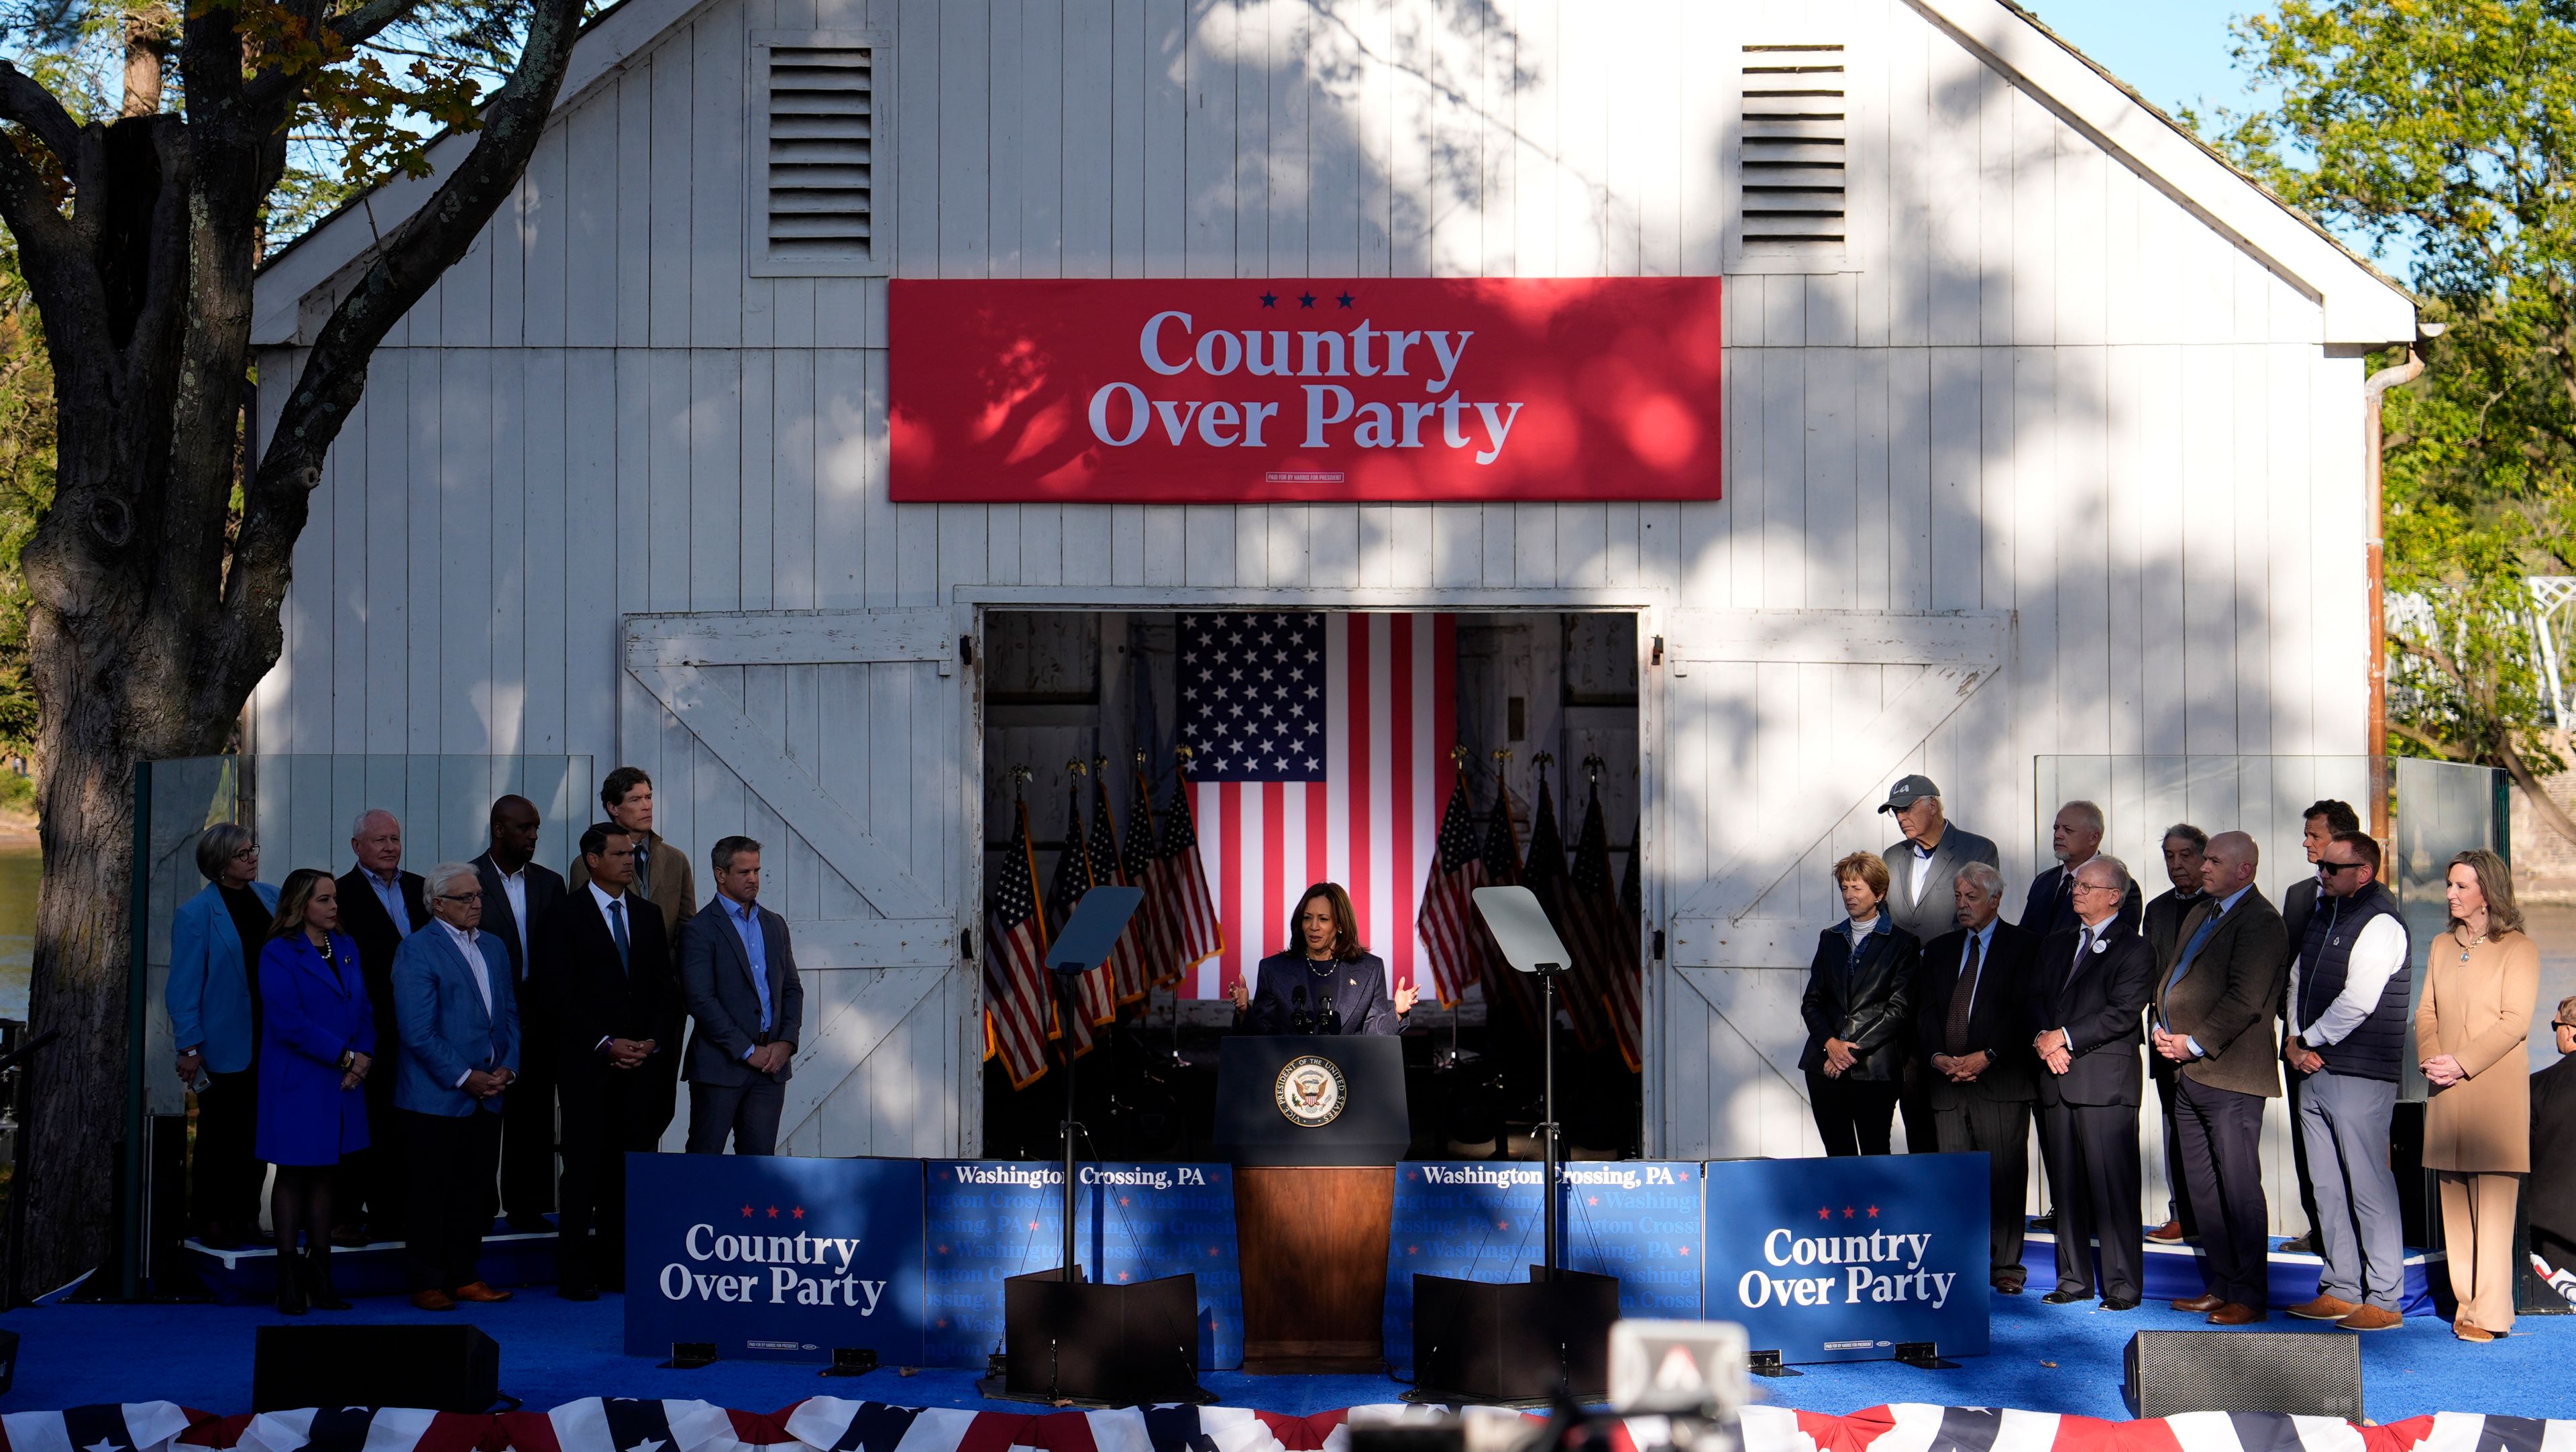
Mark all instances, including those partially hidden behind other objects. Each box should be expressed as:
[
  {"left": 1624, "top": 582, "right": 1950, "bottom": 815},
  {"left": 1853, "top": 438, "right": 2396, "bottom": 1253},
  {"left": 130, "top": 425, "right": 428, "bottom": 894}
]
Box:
[
  {"left": 0, "top": 132, "right": 107, "bottom": 381},
  {"left": 0, "top": 61, "right": 84, "bottom": 167},
  {"left": 220, "top": 0, "right": 587, "bottom": 705},
  {"left": 2496, "top": 736, "right": 2576, "bottom": 850},
  {"left": 241, "top": 0, "right": 435, "bottom": 119}
]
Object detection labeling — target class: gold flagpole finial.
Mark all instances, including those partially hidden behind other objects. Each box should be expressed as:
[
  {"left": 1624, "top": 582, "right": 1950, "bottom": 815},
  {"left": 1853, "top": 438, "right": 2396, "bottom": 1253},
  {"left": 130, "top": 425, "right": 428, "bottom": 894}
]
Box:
[
  {"left": 1092, "top": 755, "right": 1110, "bottom": 776},
  {"left": 1067, "top": 758, "right": 1088, "bottom": 778},
  {"left": 1450, "top": 744, "right": 1470, "bottom": 767},
  {"left": 1011, "top": 764, "right": 1034, "bottom": 793},
  {"left": 1134, "top": 747, "right": 1149, "bottom": 768},
  {"left": 1532, "top": 750, "right": 1554, "bottom": 773},
  {"left": 1175, "top": 744, "right": 1196, "bottom": 773},
  {"left": 1584, "top": 752, "right": 1606, "bottom": 783}
]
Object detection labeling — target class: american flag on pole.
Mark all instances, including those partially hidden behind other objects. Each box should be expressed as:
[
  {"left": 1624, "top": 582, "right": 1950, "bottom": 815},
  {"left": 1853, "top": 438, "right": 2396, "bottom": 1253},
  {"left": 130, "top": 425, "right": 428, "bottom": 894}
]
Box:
[
  {"left": 1120, "top": 763, "right": 1181, "bottom": 987},
  {"left": 1088, "top": 767, "right": 1149, "bottom": 1005},
  {"left": 983, "top": 794, "right": 1054, "bottom": 1088},
  {"left": 1564, "top": 771, "right": 1644, "bottom": 1071},
  {"left": 1177, "top": 612, "right": 1454, "bottom": 999},
  {"left": 1412, "top": 767, "right": 1485, "bottom": 1007},
  {"left": 1154, "top": 759, "right": 1224, "bottom": 985},
  {"left": 1042, "top": 777, "right": 1114, "bottom": 1045},
  {"left": 1519, "top": 767, "right": 1607, "bottom": 1052}
]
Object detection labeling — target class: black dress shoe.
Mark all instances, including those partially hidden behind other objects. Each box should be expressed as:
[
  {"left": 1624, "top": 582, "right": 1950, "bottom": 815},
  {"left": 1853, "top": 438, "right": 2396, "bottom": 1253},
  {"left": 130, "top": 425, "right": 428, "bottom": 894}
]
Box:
[
  {"left": 2031, "top": 1211, "right": 2057, "bottom": 1231},
  {"left": 2042, "top": 1289, "right": 2091, "bottom": 1304},
  {"left": 558, "top": 1283, "right": 600, "bottom": 1302},
  {"left": 2103, "top": 1295, "right": 2142, "bottom": 1310},
  {"left": 1992, "top": 1277, "right": 2026, "bottom": 1296}
]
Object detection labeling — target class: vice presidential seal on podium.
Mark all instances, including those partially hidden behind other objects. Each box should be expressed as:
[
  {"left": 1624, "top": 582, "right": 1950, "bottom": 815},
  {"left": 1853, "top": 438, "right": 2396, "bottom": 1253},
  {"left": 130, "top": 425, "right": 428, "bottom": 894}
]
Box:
[{"left": 1216, "top": 883, "right": 1411, "bottom": 1372}]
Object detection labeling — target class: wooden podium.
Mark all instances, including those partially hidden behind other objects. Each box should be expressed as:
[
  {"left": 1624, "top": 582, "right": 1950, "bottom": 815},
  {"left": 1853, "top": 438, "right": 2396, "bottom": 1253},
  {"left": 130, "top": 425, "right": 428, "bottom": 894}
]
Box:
[{"left": 1214, "top": 1036, "right": 1408, "bottom": 1373}]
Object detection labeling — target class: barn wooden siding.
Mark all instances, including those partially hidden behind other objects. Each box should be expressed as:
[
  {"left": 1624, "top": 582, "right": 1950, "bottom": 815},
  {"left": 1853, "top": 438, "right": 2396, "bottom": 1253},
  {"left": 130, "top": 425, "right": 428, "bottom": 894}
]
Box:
[{"left": 251, "top": 0, "right": 2386, "bottom": 1200}]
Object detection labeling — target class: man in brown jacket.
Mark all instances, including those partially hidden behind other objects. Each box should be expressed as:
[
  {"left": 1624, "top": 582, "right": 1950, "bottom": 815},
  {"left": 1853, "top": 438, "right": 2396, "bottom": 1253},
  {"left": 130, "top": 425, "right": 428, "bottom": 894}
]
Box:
[
  {"left": 567, "top": 766, "right": 696, "bottom": 943},
  {"left": 2149, "top": 830, "right": 2289, "bottom": 1325}
]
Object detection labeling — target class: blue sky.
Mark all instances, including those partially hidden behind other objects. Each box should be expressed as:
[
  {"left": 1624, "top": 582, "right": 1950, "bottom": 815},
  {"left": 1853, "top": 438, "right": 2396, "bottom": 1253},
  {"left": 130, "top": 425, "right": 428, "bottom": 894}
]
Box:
[{"left": 2019, "top": 0, "right": 2270, "bottom": 119}]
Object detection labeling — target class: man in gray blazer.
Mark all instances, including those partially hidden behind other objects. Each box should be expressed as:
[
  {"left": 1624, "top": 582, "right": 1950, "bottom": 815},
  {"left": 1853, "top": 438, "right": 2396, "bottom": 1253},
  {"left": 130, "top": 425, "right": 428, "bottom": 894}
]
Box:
[
  {"left": 1878, "top": 775, "right": 2000, "bottom": 1152},
  {"left": 678, "top": 836, "right": 804, "bottom": 1155}
]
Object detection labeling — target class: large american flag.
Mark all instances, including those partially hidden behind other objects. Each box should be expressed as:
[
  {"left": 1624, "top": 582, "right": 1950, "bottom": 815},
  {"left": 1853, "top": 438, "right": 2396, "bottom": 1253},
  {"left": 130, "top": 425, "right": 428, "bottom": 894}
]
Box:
[{"left": 1178, "top": 612, "right": 1454, "bottom": 998}]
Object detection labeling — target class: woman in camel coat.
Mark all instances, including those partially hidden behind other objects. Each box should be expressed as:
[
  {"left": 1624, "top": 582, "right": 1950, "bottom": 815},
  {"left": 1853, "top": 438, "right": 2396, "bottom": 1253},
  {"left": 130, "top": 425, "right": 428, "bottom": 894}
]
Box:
[{"left": 2415, "top": 848, "right": 2541, "bottom": 1342}]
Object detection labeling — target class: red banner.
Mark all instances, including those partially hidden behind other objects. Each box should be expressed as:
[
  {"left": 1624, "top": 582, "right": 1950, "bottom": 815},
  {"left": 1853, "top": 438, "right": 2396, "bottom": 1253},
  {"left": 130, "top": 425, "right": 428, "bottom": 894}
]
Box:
[{"left": 888, "top": 277, "right": 1723, "bottom": 502}]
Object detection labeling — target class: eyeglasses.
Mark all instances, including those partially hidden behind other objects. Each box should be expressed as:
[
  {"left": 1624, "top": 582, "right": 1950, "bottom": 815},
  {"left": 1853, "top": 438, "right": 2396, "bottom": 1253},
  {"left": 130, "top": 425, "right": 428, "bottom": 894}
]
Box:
[
  {"left": 437, "top": 891, "right": 485, "bottom": 903},
  {"left": 2070, "top": 881, "right": 2118, "bottom": 895},
  {"left": 231, "top": 847, "right": 260, "bottom": 861},
  {"left": 2319, "top": 860, "right": 2368, "bottom": 876}
]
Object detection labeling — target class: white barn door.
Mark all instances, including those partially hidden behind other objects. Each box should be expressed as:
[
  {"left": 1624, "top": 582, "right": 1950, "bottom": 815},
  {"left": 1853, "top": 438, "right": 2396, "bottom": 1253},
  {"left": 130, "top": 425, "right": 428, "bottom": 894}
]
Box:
[
  {"left": 1653, "top": 610, "right": 2011, "bottom": 1160},
  {"left": 624, "top": 608, "right": 975, "bottom": 1156}
]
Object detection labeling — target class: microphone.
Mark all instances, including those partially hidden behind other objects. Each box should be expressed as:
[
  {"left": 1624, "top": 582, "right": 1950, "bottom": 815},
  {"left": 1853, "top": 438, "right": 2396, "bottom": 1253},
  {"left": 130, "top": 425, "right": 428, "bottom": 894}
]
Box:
[
  {"left": 1291, "top": 983, "right": 1311, "bottom": 1034},
  {"left": 1320, "top": 983, "right": 1342, "bottom": 1036}
]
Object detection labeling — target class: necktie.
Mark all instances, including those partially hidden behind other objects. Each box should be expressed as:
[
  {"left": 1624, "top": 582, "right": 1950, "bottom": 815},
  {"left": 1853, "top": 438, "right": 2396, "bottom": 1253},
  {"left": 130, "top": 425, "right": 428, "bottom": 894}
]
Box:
[
  {"left": 2169, "top": 904, "right": 2223, "bottom": 999},
  {"left": 608, "top": 897, "right": 631, "bottom": 971},
  {"left": 2065, "top": 926, "right": 2092, "bottom": 993},
  {"left": 1944, "top": 934, "right": 1982, "bottom": 1056},
  {"left": 631, "top": 840, "right": 652, "bottom": 899}
]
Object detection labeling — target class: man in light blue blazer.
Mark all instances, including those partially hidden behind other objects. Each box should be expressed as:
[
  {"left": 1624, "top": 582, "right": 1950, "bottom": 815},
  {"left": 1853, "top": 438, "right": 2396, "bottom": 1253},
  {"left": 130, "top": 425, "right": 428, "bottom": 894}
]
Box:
[
  {"left": 678, "top": 836, "right": 802, "bottom": 1155},
  {"left": 391, "top": 861, "right": 522, "bottom": 1310}
]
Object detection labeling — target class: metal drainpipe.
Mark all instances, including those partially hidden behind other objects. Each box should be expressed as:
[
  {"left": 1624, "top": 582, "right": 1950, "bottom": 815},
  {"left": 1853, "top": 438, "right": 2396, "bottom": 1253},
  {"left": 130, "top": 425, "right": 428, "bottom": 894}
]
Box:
[{"left": 2363, "top": 345, "right": 2424, "bottom": 840}]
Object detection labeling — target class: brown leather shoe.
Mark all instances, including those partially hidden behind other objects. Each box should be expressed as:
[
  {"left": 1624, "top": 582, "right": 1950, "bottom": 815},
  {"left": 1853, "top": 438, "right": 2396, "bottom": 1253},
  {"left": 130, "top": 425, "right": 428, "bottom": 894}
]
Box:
[
  {"left": 2169, "top": 1292, "right": 2225, "bottom": 1313},
  {"left": 2147, "top": 1220, "right": 2186, "bottom": 1244},
  {"left": 2206, "top": 1302, "right": 2266, "bottom": 1326},
  {"left": 2339, "top": 1305, "right": 2402, "bottom": 1332},
  {"left": 2453, "top": 1321, "right": 2496, "bottom": 1342},
  {"left": 2288, "top": 1294, "right": 2359, "bottom": 1321},
  {"left": 451, "top": 1282, "right": 513, "bottom": 1303},
  {"left": 411, "top": 1289, "right": 456, "bottom": 1311}
]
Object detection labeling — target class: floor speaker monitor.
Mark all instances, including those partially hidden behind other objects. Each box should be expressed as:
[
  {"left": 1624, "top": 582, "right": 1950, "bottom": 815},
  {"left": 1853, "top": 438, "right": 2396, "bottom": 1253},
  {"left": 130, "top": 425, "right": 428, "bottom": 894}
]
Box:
[
  {"left": 2123, "top": 1330, "right": 2361, "bottom": 1420},
  {"left": 252, "top": 1324, "right": 500, "bottom": 1412}
]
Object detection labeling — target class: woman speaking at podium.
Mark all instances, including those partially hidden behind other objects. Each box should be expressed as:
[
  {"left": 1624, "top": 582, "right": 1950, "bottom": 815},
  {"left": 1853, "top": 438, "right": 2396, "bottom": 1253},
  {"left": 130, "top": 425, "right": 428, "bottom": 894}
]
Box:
[{"left": 1228, "top": 883, "right": 1419, "bottom": 1034}]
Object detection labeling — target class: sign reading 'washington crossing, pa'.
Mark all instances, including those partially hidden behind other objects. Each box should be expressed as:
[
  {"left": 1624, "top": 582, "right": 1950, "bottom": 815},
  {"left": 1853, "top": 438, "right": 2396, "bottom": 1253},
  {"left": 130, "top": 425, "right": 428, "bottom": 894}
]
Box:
[
  {"left": 1381, "top": 1161, "right": 1705, "bottom": 1377},
  {"left": 1699, "top": 1154, "right": 1991, "bottom": 1364},
  {"left": 889, "top": 279, "right": 1725, "bottom": 503},
  {"left": 623, "top": 1154, "right": 928, "bottom": 1365}
]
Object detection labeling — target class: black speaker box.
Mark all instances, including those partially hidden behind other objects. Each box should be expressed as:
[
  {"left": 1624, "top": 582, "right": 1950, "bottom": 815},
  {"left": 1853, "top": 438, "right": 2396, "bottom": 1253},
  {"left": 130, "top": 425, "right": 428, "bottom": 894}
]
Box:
[
  {"left": 253, "top": 1324, "right": 500, "bottom": 1412},
  {"left": 1411, "top": 1268, "right": 1620, "bottom": 1403},
  {"left": 1002, "top": 1268, "right": 1201, "bottom": 1405},
  {"left": 2123, "top": 1331, "right": 2361, "bottom": 1420}
]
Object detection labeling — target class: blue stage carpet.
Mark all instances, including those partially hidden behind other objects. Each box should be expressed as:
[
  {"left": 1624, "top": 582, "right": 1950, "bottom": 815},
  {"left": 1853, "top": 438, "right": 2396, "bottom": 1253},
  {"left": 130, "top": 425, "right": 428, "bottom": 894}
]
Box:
[{"left": 0, "top": 1288, "right": 2566, "bottom": 1424}]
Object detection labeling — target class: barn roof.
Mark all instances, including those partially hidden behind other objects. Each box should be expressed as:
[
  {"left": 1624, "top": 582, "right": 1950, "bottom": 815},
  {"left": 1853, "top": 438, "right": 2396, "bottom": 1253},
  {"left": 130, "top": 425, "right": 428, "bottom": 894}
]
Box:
[{"left": 252, "top": 0, "right": 2418, "bottom": 349}]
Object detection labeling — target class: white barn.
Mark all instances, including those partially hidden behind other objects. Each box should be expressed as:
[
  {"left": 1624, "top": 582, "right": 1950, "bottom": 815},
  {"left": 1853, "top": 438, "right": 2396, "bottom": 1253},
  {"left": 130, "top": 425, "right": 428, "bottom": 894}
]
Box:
[{"left": 246, "top": 0, "right": 2418, "bottom": 1190}]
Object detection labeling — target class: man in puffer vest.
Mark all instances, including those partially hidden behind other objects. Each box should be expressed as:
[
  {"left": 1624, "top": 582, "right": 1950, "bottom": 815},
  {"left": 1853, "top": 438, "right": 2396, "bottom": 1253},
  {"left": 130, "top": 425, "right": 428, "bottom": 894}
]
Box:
[{"left": 2282, "top": 830, "right": 2410, "bottom": 1332}]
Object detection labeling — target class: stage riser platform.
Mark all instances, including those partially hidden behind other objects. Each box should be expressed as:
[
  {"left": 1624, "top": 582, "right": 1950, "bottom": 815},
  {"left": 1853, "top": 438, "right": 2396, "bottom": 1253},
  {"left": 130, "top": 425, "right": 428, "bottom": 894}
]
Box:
[
  {"left": 2021, "top": 1231, "right": 2443, "bottom": 1316},
  {"left": 185, "top": 1221, "right": 559, "bottom": 1304}
]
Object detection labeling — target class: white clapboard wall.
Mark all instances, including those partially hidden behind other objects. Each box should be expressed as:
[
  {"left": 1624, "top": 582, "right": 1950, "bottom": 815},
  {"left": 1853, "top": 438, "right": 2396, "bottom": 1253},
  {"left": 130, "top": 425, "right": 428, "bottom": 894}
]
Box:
[{"left": 249, "top": 0, "right": 2410, "bottom": 1196}]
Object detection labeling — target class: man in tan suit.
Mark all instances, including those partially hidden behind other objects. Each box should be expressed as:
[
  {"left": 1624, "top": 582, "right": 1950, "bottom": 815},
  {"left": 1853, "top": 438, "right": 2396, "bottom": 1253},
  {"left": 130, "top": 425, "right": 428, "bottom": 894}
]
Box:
[
  {"left": 568, "top": 766, "right": 696, "bottom": 943},
  {"left": 2149, "top": 831, "right": 2288, "bottom": 1325}
]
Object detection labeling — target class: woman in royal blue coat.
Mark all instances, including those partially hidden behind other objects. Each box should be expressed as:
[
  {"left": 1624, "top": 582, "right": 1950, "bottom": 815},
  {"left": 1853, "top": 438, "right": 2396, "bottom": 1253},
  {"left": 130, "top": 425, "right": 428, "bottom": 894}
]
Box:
[{"left": 257, "top": 869, "right": 375, "bottom": 1315}]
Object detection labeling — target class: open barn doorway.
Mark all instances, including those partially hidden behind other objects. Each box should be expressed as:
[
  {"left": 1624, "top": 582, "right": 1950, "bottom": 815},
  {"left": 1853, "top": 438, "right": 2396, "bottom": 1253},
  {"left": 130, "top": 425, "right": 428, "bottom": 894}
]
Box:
[{"left": 975, "top": 610, "right": 1644, "bottom": 1165}]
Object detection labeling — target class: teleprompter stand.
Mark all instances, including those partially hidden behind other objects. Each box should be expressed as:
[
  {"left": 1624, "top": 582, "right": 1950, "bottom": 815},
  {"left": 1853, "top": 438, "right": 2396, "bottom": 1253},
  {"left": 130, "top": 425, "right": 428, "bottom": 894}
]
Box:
[
  {"left": 1405, "top": 886, "right": 1621, "bottom": 1406},
  {"left": 994, "top": 886, "right": 1210, "bottom": 1407}
]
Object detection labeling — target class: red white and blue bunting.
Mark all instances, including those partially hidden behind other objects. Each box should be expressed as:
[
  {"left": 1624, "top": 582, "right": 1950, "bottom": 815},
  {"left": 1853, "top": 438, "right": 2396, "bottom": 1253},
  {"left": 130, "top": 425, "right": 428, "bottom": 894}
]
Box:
[{"left": 1, "top": 1400, "right": 2567, "bottom": 1452}]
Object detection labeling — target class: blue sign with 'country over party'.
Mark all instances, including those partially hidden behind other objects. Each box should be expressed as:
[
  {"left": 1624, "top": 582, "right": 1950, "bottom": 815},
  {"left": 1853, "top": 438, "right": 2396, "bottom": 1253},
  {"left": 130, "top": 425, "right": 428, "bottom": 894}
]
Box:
[
  {"left": 922, "top": 1161, "right": 1243, "bottom": 1369},
  {"left": 623, "top": 1153, "right": 927, "bottom": 1364},
  {"left": 1381, "top": 1161, "right": 1704, "bottom": 1376},
  {"left": 1699, "top": 1152, "right": 1991, "bottom": 1363}
]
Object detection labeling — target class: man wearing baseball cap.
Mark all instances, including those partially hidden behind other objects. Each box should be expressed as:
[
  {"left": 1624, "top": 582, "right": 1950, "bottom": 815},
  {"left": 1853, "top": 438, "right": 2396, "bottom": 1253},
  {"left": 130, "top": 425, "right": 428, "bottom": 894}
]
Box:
[{"left": 1880, "top": 775, "right": 2000, "bottom": 1154}]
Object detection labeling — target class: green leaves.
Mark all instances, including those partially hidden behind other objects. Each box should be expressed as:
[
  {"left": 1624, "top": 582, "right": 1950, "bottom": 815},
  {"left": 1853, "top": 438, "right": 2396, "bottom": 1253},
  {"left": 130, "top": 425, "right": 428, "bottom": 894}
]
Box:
[{"left": 2219, "top": 1, "right": 2576, "bottom": 786}]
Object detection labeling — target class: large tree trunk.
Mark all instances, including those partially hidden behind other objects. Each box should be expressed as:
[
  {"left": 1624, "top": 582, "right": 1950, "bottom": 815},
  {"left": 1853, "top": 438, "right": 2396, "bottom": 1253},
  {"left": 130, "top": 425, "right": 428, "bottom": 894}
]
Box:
[{"left": 0, "top": 0, "right": 589, "bottom": 1293}]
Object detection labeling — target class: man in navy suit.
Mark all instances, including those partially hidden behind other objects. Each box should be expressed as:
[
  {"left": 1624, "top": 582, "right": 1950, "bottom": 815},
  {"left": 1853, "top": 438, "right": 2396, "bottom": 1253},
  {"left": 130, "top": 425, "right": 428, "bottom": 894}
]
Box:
[
  {"left": 2022, "top": 800, "right": 2142, "bottom": 940},
  {"left": 534, "top": 823, "right": 680, "bottom": 1298},
  {"left": 338, "top": 808, "right": 431, "bottom": 1244},
  {"left": 473, "top": 795, "right": 568, "bottom": 1230},
  {"left": 2030, "top": 854, "right": 2153, "bottom": 1310},
  {"left": 391, "top": 862, "right": 522, "bottom": 1310},
  {"left": 678, "top": 836, "right": 805, "bottom": 1155}
]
